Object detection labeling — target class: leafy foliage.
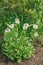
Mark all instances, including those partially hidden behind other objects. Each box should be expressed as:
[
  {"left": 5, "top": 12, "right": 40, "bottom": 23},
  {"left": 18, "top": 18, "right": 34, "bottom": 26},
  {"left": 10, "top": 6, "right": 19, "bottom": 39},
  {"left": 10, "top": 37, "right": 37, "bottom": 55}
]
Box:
[{"left": 2, "top": 23, "right": 34, "bottom": 63}]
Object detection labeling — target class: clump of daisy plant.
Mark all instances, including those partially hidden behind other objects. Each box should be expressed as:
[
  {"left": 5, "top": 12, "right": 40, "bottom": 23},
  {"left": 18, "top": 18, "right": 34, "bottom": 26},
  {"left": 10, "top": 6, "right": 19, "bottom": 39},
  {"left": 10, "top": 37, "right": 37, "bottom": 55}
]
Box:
[{"left": 2, "top": 18, "right": 34, "bottom": 63}]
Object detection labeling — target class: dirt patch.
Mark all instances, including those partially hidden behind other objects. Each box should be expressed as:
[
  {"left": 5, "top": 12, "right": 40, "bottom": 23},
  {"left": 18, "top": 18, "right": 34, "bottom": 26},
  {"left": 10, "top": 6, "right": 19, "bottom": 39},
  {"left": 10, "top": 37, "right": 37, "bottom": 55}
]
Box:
[{"left": 0, "top": 43, "right": 43, "bottom": 65}]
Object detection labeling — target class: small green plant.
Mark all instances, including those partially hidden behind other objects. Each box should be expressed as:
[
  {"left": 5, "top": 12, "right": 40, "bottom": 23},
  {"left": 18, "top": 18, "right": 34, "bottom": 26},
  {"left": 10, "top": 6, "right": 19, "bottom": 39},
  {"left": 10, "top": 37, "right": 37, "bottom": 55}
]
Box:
[{"left": 2, "top": 19, "right": 34, "bottom": 63}]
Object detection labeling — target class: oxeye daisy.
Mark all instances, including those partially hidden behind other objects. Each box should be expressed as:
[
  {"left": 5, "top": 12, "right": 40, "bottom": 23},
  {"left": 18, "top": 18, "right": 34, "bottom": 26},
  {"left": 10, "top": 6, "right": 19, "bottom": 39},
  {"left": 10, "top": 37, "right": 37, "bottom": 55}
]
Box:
[
  {"left": 23, "top": 23, "right": 29, "bottom": 29},
  {"left": 5, "top": 28, "right": 10, "bottom": 33},
  {"left": 33, "top": 24, "right": 38, "bottom": 29},
  {"left": 9, "top": 24, "right": 14, "bottom": 28},
  {"left": 34, "top": 32, "right": 39, "bottom": 37},
  {"left": 15, "top": 18, "right": 20, "bottom": 24}
]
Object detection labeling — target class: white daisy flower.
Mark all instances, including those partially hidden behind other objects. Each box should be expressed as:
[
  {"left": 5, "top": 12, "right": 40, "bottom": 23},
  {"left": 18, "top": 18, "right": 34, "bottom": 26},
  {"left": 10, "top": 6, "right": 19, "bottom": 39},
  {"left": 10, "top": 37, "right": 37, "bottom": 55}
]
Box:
[
  {"left": 23, "top": 23, "right": 29, "bottom": 29},
  {"left": 9, "top": 24, "right": 14, "bottom": 28},
  {"left": 15, "top": 18, "right": 20, "bottom": 24},
  {"left": 33, "top": 24, "right": 38, "bottom": 29},
  {"left": 5, "top": 28, "right": 10, "bottom": 33},
  {"left": 34, "top": 32, "right": 39, "bottom": 37}
]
